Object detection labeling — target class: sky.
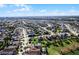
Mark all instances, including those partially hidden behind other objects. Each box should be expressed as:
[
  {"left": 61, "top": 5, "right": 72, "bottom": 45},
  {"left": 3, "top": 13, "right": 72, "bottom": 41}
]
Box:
[{"left": 0, "top": 4, "right": 79, "bottom": 17}]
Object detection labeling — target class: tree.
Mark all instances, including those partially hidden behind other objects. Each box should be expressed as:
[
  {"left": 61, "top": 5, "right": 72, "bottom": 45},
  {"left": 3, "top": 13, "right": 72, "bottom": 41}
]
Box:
[{"left": 4, "top": 37, "right": 11, "bottom": 47}]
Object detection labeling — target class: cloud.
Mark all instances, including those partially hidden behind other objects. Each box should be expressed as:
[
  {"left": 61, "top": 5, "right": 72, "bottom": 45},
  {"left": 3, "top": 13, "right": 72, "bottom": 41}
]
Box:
[
  {"left": 13, "top": 7, "right": 30, "bottom": 12},
  {"left": 35, "top": 9, "right": 79, "bottom": 16},
  {"left": 6, "top": 6, "right": 79, "bottom": 16},
  {"left": 14, "top": 4, "right": 31, "bottom": 9},
  {"left": 40, "top": 9, "right": 47, "bottom": 12},
  {"left": 15, "top": 4, "right": 26, "bottom": 7},
  {"left": 71, "top": 6, "right": 75, "bottom": 9},
  {"left": 68, "top": 9, "right": 79, "bottom": 13},
  {"left": 7, "top": 5, "right": 31, "bottom": 13},
  {"left": 0, "top": 4, "right": 5, "bottom": 8},
  {"left": 14, "top": 5, "right": 31, "bottom": 12},
  {"left": 49, "top": 9, "right": 79, "bottom": 16},
  {"left": 68, "top": 9, "right": 79, "bottom": 15}
]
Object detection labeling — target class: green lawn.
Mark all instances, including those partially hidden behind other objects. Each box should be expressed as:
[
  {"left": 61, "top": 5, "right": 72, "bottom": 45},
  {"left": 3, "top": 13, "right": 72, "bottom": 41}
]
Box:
[
  {"left": 32, "top": 37, "right": 38, "bottom": 45},
  {"left": 48, "top": 45, "right": 60, "bottom": 55},
  {"left": 31, "top": 36, "right": 79, "bottom": 55},
  {"left": 47, "top": 37, "right": 79, "bottom": 55}
]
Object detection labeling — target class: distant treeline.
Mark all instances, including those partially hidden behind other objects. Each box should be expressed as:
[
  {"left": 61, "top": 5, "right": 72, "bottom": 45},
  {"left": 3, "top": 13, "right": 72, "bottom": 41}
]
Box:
[{"left": 0, "top": 16, "right": 79, "bottom": 21}]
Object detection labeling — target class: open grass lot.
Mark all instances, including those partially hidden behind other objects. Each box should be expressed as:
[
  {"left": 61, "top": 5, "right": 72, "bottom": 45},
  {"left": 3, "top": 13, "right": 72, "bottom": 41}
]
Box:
[
  {"left": 31, "top": 35, "right": 79, "bottom": 55},
  {"left": 64, "top": 49, "right": 79, "bottom": 55},
  {"left": 47, "top": 37, "right": 79, "bottom": 55},
  {"left": 48, "top": 46, "right": 60, "bottom": 55}
]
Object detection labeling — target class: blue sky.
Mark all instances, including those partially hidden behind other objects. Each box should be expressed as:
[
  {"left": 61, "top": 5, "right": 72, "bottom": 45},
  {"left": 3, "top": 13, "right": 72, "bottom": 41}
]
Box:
[{"left": 0, "top": 4, "right": 79, "bottom": 17}]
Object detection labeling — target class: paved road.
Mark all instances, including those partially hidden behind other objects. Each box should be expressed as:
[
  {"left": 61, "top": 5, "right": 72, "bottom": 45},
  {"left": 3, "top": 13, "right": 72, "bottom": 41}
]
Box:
[
  {"left": 38, "top": 25, "right": 55, "bottom": 35},
  {"left": 15, "top": 27, "right": 29, "bottom": 55},
  {"left": 64, "top": 24, "right": 78, "bottom": 36}
]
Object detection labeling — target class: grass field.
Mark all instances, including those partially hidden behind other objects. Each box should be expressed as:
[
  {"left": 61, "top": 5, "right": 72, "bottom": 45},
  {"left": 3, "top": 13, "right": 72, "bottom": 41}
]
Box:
[
  {"left": 47, "top": 38, "right": 79, "bottom": 55},
  {"left": 64, "top": 49, "right": 79, "bottom": 55}
]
